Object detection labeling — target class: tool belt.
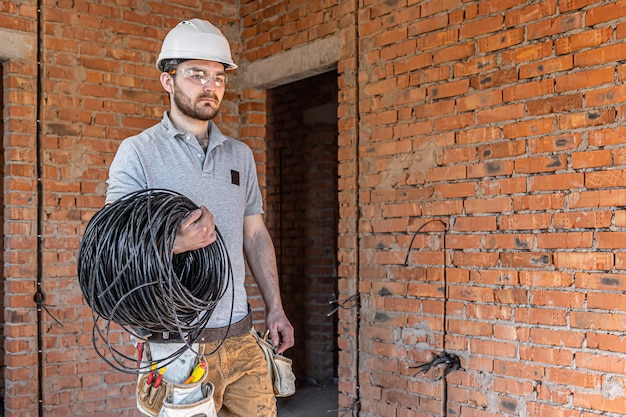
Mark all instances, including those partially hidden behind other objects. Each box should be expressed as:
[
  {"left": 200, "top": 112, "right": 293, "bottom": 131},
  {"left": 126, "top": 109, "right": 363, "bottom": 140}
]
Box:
[
  {"left": 137, "top": 344, "right": 216, "bottom": 417},
  {"left": 149, "top": 310, "right": 252, "bottom": 343}
]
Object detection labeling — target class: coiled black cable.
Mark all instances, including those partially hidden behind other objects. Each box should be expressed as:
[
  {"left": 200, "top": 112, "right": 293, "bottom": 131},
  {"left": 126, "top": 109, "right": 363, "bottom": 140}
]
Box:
[{"left": 77, "top": 189, "right": 231, "bottom": 372}]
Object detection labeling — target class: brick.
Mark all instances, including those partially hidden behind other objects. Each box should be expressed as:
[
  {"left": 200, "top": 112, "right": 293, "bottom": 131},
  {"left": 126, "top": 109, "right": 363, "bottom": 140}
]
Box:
[
  {"left": 527, "top": 12, "right": 583, "bottom": 40},
  {"left": 485, "top": 233, "right": 535, "bottom": 250},
  {"left": 470, "top": 67, "right": 518, "bottom": 90},
  {"left": 421, "top": 0, "right": 461, "bottom": 17},
  {"left": 588, "top": 126, "right": 626, "bottom": 146},
  {"left": 520, "top": 271, "right": 573, "bottom": 287},
  {"left": 447, "top": 319, "right": 493, "bottom": 337},
  {"left": 494, "top": 359, "right": 544, "bottom": 381},
  {"left": 555, "top": 27, "right": 613, "bottom": 55},
  {"left": 457, "top": 89, "right": 502, "bottom": 112},
  {"left": 575, "top": 43, "right": 626, "bottom": 68},
  {"left": 433, "top": 42, "right": 475, "bottom": 65},
  {"left": 587, "top": 333, "right": 626, "bottom": 354},
  {"left": 477, "top": 28, "right": 524, "bottom": 53},
  {"left": 453, "top": 55, "right": 498, "bottom": 77},
  {"left": 520, "top": 56, "right": 573, "bottom": 79},
  {"left": 500, "top": 252, "right": 553, "bottom": 268},
  {"left": 407, "top": 14, "right": 448, "bottom": 37},
  {"left": 554, "top": 210, "right": 612, "bottom": 229},
  {"left": 467, "top": 160, "right": 513, "bottom": 178},
  {"left": 502, "top": 40, "right": 553, "bottom": 65},
  {"left": 503, "top": 79, "right": 553, "bottom": 103},
  {"left": 545, "top": 367, "right": 602, "bottom": 388},
  {"left": 568, "top": 189, "right": 626, "bottom": 209},
  {"left": 434, "top": 113, "right": 475, "bottom": 132},
  {"left": 427, "top": 79, "right": 469, "bottom": 100},
  {"left": 557, "top": 109, "right": 615, "bottom": 130},
  {"left": 527, "top": 93, "right": 583, "bottom": 116},
  {"left": 417, "top": 29, "right": 459, "bottom": 51},
  {"left": 513, "top": 193, "right": 565, "bottom": 211},
  {"left": 586, "top": 1, "right": 626, "bottom": 26},
  {"left": 456, "top": 126, "right": 501, "bottom": 145},
  {"left": 515, "top": 154, "right": 567, "bottom": 173},
  {"left": 504, "top": 118, "right": 554, "bottom": 139},
  {"left": 505, "top": 0, "right": 557, "bottom": 26},
  {"left": 571, "top": 149, "right": 612, "bottom": 169},
  {"left": 471, "top": 339, "right": 516, "bottom": 358},
  {"left": 587, "top": 84, "right": 626, "bottom": 107},
  {"left": 554, "top": 252, "right": 613, "bottom": 271},
  {"left": 560, "top": 0, "right": 599, "bottom": 12},
  {"left": 479, "top": 177, "right": 527, "bottom": 195},
  {"left": 520, "top": 345, "right": 573, "bottom": 366},
  {"left": 477, "top": 103, "right": 524, "bottom": 124},
  {"left": 586, "top": 169, "right": 626, "bottom": 189},
  {"left": 574, "top": 391, "right": 626, "bottom": 414},
  {"left": 459, "top": 15, "right": 504, "bottom": 39},
  {"left": 476, "top": 140, "right": 525, "bottom": 160},
  {"left": 555, "top": 67, "right": 614, "bottom": 93},
  {"left": 529, "top": 327, "right": 584, "bottom": 348}
]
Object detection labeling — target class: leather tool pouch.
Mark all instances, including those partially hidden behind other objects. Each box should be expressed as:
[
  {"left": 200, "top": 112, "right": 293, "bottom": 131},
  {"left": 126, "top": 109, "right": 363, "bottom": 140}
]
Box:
[{"left": 253, "top": 329, "right": 297, "bottom": 397}]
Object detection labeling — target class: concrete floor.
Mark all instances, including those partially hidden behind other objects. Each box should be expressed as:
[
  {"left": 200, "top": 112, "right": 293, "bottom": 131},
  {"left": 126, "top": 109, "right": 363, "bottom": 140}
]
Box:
[{"left": 277, "top": 380, "right": 339, "bottom": 417}]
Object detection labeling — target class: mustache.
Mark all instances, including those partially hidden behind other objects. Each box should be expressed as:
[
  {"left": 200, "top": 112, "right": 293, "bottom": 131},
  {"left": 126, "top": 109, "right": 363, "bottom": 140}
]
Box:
[{"left": 198, "top": 93, "right": 218, "bottom": 101}]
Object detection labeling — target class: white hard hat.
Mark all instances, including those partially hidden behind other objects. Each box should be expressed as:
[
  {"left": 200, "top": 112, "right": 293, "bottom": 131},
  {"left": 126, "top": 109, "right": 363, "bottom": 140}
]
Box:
[{"left": 156, "top": 19, "right": 238, "bottom": 72}]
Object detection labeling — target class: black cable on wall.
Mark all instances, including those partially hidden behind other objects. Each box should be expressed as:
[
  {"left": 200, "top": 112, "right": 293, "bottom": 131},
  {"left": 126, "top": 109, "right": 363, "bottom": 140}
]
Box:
[{"left": 34, "top": 2, "right": 45, "bottom": 416}]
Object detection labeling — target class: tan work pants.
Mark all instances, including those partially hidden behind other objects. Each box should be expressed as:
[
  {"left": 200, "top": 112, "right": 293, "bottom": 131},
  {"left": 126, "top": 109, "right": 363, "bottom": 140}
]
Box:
[{"left": 202, "top": 331, "right": 277, "bottom": 417}]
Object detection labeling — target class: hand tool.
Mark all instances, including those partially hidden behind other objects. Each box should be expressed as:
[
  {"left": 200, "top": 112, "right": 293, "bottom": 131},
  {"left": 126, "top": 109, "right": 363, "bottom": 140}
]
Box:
[
  {"left": 184, "top": 361, "right": 207, "bottom": 384},
  {"left": 153, "top": 367, "right": 166, "bottom": 389}
]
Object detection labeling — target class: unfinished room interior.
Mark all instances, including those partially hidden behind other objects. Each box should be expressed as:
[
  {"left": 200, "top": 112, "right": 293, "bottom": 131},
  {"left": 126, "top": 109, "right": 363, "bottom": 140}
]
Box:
[{"left": 2, "top": 0, "right": 626, "bottom": 416}]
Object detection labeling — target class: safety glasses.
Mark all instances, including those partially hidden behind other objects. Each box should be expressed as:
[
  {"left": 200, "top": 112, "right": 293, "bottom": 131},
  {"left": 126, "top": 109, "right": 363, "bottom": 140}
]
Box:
[{"left": 168, "top": 68, "right": 228, "bottom": 88}]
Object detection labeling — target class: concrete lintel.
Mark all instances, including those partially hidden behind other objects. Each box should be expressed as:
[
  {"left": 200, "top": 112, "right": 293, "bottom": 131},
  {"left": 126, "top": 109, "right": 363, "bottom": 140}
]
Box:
[
  {"left": 242, "top": 35, "right": 342, "bottom": 90},
  {"left": 0, "top": 28, "right": 36, "bottom": 61}
]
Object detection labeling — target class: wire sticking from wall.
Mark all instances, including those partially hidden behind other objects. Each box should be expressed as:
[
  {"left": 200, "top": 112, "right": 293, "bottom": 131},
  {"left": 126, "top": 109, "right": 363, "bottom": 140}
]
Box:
[
  {"left": 405, "top": 219, "right": 461, "bottom": 417},
  {"left": 77, "top": 189, "right": 231, "bottom": 373},
  {"left": 327, "top": 293, "right": 359, "bottom": 317}
]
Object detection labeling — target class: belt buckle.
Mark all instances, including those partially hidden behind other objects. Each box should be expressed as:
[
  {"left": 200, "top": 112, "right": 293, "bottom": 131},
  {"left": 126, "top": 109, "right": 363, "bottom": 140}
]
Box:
[{"left": 161, "top": 331, "right": 187, "bottom": 341}]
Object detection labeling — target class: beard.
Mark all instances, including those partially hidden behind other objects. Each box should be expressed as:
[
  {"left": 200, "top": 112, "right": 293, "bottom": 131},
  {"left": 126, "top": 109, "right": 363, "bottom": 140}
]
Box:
[{"left": 172, "top": 83, "right": 221, "bottom": 121}]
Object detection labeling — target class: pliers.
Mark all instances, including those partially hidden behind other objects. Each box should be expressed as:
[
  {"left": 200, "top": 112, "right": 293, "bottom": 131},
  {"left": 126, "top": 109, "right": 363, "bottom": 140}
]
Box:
[{"left": 146, "top": 363, "right": 166, "bottom": 388}]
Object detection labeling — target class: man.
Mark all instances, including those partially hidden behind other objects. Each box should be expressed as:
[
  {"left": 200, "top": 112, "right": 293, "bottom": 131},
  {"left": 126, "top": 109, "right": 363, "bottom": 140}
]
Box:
[{"left": 106, "top": 19, "right": 294, "bottom": 416}]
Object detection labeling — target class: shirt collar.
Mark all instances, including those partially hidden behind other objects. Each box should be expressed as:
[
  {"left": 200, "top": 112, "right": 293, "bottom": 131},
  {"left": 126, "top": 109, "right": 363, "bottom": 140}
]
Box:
[{"left": 162, "top": 111, "right": 229, "bottom": 147}]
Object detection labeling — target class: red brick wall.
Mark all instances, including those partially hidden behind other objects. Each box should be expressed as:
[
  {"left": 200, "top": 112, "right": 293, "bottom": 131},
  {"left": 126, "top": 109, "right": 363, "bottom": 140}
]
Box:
[
  {"left": 0, "top": 2, "right": 241, "bottom": 417},
  {"left": 2, "top": 0, "right": 626, "bottom": 416},
  {"left": 346, "top": 1, "right": 626, "bottom": 416}
]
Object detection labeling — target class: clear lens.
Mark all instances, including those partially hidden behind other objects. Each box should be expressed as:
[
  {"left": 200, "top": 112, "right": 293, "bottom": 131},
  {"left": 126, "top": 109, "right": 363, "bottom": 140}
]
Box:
[{"left": 169, "top": 68, "right": 227, "bottom": 87}]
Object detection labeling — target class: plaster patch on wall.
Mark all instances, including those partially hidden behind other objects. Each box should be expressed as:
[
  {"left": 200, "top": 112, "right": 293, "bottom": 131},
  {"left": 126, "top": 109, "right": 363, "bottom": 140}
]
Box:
[
  {"left": 380, "top": 139, "right": 439, "bottom": 188},
  {"left": 0, "top": 28, "right": 36, "bottom": 61},
  {"left": 603, "top": 376, "right": 624, "bottom": 399},
  {"left": 242, "top": 35, "right": 344, "bottom": 90}
]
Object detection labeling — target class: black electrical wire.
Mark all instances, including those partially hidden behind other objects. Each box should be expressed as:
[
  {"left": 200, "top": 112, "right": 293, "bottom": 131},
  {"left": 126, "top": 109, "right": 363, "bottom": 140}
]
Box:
[
  {"left": 77, "top": 188, "right": 232, "bottom": 373},
  {"left": 405, "top": 219, "right": 452, "bottom": 417}
]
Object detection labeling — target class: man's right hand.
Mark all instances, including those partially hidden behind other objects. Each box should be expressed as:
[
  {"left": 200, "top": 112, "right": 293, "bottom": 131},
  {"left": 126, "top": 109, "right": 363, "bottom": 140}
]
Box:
[{"left": 172, "top": 205, "right": 216, "bottom": 254}]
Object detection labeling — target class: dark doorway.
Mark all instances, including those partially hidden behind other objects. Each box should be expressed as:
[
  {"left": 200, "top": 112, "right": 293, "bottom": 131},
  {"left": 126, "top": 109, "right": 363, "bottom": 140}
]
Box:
[{"left": 266, "top": 70, "right": 339, "bottom": 384}]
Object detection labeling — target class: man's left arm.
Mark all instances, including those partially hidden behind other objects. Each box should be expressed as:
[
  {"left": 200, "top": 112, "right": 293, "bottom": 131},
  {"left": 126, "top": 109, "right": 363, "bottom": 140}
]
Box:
[{"left": 243, "top": 213, "right": 294, "bottom": 354}]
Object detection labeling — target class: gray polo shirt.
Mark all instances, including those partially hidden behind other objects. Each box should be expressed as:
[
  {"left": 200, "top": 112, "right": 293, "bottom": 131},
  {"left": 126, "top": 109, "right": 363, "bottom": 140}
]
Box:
[{"left": 106, "top": 112, "right": 263, "bottom": 327}]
